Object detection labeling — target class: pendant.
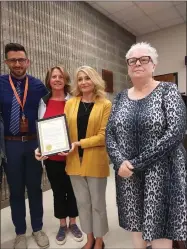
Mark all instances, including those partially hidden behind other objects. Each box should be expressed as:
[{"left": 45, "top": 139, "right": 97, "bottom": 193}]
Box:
[{"left": 22, "top": 114, "right": 25, "bottom": 122}]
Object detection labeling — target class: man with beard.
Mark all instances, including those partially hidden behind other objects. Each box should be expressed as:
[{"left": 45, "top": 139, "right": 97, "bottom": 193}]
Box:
[{"left": 0, "top": 43, "right": 49, "bottom": 249}]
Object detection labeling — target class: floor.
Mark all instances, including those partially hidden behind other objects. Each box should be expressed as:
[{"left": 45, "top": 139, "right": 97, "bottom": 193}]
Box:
[{"left": 1, "top": 168, "right": 133, "bottom": 249}]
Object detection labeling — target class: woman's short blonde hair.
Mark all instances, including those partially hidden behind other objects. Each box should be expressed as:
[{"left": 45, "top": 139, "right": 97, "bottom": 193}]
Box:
[
  {"left": 126, "top": 42, "right": 158, "bottom": 65},
  {"left": 72, "top": 66, "right": 106, "bottom": 99},
  {"left": 45, "top": 65, "right": 71, "bottom": 94}
]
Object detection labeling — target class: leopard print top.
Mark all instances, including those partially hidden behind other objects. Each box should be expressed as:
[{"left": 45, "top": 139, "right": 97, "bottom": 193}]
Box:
[{"left": 106, "top": 82, "right": 187, "bottom": 241}]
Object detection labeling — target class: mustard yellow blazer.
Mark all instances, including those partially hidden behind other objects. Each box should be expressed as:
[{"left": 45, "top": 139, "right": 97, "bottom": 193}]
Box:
[{"left": 64, "top": 96, "right": 112, "bottom": 177}]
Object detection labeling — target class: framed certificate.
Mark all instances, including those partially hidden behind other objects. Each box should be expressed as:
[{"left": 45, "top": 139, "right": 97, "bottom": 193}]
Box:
[{"left": 36, "top": 114, "right": 71, "bottom": 156}]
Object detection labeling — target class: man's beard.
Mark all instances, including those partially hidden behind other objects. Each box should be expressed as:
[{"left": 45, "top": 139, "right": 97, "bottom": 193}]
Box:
[{"left": 10, "top": 68, "right": 27, "bottom": 79}]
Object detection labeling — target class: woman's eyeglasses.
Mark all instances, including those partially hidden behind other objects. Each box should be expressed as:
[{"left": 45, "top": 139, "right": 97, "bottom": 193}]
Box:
[{"left": 127, "top": 56, "right": 152, "bottom": 66}]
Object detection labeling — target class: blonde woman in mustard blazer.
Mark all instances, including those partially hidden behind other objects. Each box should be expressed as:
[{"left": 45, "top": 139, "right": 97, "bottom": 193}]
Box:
[{"left": 60, "top": 66, "right": 112, "bottom": 249}]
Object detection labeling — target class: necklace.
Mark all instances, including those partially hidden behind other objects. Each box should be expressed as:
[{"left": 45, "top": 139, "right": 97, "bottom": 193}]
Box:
[{"left": 82, "top": 102, "right": 92, "bottom": 112}]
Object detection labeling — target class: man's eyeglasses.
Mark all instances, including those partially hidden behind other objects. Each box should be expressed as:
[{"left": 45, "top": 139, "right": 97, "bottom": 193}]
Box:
[
  {"left": 127, "top": 56, "right": 152, "bottom": 66},
  {"left": 6, "top": 58, "right": 28, "bottom": 64}
]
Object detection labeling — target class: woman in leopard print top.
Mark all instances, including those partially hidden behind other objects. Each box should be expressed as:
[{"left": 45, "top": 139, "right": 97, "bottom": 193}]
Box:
[{"left": 106, "top": 42, "right": 186, "bottom": 249}]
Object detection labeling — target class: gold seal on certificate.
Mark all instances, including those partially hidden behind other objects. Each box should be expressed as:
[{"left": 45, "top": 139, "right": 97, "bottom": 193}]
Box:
[
  {"left": 36, "top": 114, "right": 71, "bottom": 156},
  {"left": 46, "top": 144, "right": 52, "bottom": 151}
]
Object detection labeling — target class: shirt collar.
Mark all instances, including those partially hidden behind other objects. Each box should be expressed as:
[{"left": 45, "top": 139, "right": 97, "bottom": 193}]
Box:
[
  {"left": 65, "top": 93, "right": 70, "bottom": 101},
  {"left": 10, "top": 74, "right": 27, "bottom": 85}
]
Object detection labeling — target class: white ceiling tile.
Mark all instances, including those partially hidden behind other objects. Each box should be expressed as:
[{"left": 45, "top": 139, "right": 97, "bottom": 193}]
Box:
[
  {"left": 150, "top": 6, "right": 180, "bottom": 23},
  {"left": 86, "top": 1, "right": 186, "bottom": 36},
  {"left": 158, "top": 16, "right": 184, "bottom": 28},
  {"left": 134, "top": 25, "right": 160, "bottom": 35},
  {"left": 121, "top": 23, "right": 138, "bottom": 36},
  {"left": 87, "top": 2, "right": 97, "bottom": 7},
  {"left": 91, "top": 3, "right": 111, "bottom": 15},
  {"left": 135, "top": 1, "right": 173, "bottom": 14},
  {"left": 112, "top": 11, "right": 127, "bottom": 20},
  {"left": 175, "top": 2, "right": 186, "bottom": 16},
  {"left": 112, "top": 5, "right": 145, "bottom": 22},
  {"left": 172, "top": 1, "right": 186, "bottom": 5},
  {"left": 87, "top": 1, "right": 97, "bottom": 4},
  {"left": 96, "top": 1, "right": 134, "bottom": 14},
  {"left": 92, "top": 0, "right": 132, "bottom": 1},
  {"left": 126, "top": 16, "right": 156, "bottom": 29},
  {"left": 110, "top": 15, "right": 123, "bottom": 25}
]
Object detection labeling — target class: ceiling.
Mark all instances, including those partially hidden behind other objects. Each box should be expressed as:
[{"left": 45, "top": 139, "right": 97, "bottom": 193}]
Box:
[{"left": 87, "top": 1, "right": 186, "bottom": 36}]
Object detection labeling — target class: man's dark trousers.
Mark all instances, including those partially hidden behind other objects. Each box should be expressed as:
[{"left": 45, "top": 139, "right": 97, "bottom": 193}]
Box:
[{"left": 4, "top": 139, "right": 43, "bottom": 235}]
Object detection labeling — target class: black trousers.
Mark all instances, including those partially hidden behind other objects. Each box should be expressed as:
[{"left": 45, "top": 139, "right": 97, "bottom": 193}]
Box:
[{"left": 45, "top": 159, "right": 78, "bottom": 219}]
